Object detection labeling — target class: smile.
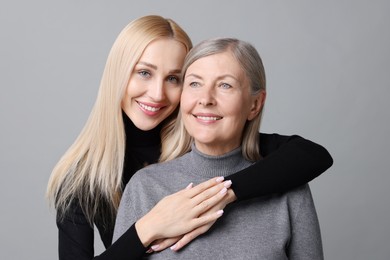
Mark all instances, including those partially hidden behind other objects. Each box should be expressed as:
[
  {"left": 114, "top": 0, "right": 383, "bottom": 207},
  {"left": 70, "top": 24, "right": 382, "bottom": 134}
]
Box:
[
  {"left": 194, "top": 115, "right": 222, "bottom": 121},
  {"left": 138, "top": 102, "right": 162, "bottom": 112}
]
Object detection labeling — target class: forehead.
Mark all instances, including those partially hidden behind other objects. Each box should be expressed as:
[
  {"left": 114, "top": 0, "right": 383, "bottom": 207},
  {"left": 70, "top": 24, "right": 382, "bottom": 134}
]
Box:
[
  {"left": 186, "top": 51, "right": 245, "bottom": 79},
  {"left": 139, "top": 38, "right": 187, "bottom": 65}
]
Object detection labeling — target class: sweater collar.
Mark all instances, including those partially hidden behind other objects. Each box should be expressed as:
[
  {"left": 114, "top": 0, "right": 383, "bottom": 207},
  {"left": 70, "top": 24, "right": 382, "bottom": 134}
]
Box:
[
  {"left": 188, "top": 144, "right": 252, "bottom": 178},
  {"left": 122, "top": 110, "right": 162, "bottom": 148}
]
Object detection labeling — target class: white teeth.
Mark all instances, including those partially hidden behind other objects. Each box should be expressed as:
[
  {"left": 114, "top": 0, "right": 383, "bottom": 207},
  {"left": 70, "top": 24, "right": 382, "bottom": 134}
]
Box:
[
  {"left": 196, "top": 116, "right": 221, "bottom": 121},
  {"left": 139, "top": 103, "right": 161, "bottom": 112}
]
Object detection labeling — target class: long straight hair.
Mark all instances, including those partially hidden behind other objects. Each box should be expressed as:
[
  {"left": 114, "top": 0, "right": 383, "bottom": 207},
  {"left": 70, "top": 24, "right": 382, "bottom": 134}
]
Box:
[
  {"left": 46, "top": 15, "right": 192, "bottom": 226},
  {"left": 160, "top": 38, "right": 266, "bottom": 162}
]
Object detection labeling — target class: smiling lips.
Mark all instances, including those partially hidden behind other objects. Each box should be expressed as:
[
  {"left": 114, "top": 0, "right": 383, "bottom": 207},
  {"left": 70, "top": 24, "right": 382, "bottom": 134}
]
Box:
[
  {"left": 137, "top": 101, "right": 164, "bottom": 115},
  {"left": 193, "top": 114, "right": 223, "bottom": 122}
]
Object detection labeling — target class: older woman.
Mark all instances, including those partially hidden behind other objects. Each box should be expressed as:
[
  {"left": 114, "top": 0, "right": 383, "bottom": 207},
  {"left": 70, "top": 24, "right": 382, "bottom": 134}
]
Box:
[
  {"left": 47, "top": 15, "right": 331, "bottom": 259},
  {"left": 114, "top": 38, "right": 324, "bottom": 259}
]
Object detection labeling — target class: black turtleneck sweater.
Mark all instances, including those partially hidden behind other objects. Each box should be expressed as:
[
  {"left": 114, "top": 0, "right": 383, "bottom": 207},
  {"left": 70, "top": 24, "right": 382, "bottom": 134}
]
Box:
[{"left": 57, "top": 113, "right": 333, "bottom": 260}]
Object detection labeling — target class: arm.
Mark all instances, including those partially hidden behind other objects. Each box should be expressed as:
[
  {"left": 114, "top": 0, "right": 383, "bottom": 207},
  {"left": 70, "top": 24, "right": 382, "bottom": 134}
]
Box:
[
  {"left": 287, "top": 184, "right": 324, "bottom": 259},
  {"left": 163, "top": 133, "right": 332, "bottom": 251},
  {"left": 57, "top": 200, "right": 94, "bottom": 260},
  {"left": 57, "top": 200, "right": 146, "bottom": 260},
  {"left": 228, "top": 133, "right": 333, "bottom": 200},
  {"left": 113, "top": 175, "right": 230, "bottom": 249}
]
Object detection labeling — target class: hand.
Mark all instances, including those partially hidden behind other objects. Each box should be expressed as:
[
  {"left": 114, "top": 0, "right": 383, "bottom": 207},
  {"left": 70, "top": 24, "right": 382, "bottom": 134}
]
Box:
[
  {"left": 135, "top": 177, "right": 232, "bottom": 247},
  {"left": 147, "top": 188, "right": 237, "bottom": 252}
]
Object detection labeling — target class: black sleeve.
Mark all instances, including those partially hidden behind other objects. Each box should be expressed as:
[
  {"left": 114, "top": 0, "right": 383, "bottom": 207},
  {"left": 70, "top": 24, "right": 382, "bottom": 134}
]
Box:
[
  {"left": 57, "top": 200, "right": 146, "bottom": 260},
  {"left": 227, "top": 133, "right": 333, "bottom": 201}
]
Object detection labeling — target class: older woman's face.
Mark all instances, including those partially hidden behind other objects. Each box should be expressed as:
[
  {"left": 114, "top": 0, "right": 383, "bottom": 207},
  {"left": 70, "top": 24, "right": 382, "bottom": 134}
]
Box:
[
  {"left": 181, "top": 51, "right": 260, "bottom": 155},
  {"left": 122, "top": 38, "right": 186, "bottom": 130}
]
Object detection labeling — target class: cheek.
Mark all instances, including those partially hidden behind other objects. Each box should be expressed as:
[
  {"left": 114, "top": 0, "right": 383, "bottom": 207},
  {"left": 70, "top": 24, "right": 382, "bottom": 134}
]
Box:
[
  {"left": 226, "top": 97, "right": 250, "bottom": 121},
  {"left": 124, "top": 80, "right": 139, "bottom": 99}
]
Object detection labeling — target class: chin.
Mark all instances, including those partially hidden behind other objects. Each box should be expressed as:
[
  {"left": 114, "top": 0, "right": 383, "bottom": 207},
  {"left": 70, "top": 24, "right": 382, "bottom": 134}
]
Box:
[
  {"left": 134, "top": 119, "right": 163, "bottom": 131},
  {"left": 136, "top": 123, "right": 159, "bottom": 131}
]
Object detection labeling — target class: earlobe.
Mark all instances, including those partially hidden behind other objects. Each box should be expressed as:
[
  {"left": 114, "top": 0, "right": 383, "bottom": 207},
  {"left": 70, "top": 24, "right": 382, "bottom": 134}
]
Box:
[{"left": 247, "top": 91, "right": 266, "bottom": 121}]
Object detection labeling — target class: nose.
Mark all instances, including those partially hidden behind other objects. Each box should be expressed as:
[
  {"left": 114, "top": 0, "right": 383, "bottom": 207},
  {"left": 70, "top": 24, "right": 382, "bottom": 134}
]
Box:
[
  {"left": 149, "top": 79, "right": 166, "bottom": 101},
  {"left": 198, "top": 85, "right": 216, "bottom": 106}
]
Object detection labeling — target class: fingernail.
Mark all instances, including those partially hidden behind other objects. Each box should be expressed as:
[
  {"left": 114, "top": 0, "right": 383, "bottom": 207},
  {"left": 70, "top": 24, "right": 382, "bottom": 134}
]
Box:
[
  {"left": 146, "top": 248, "right": 153, "bottom": 253},
  {"left": 170, "top": 243, "right": 177, "bottom": 250},
  {"left": 216, "top": 209, "right": 224, "bottom": 216},
  {"left": 220, "top": 187, "right": 227, "bottom": 194},
  {"left": 224, "top": 180, "right": 232, "bottom": 188},
  {"left": 186, "top": 183, "right": 193, "bottom": 189},
  {"left": 216, "top": 176, "right": 224, "bottom": 183},
  {"left": 151, "top": 245, "right": 160, "bottom": 251}
]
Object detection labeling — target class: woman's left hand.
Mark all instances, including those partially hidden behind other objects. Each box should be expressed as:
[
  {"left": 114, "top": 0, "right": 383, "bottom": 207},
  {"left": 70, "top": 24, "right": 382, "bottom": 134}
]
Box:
[{"left": 147, "top": 188, "right": 237, "bottom": 253}]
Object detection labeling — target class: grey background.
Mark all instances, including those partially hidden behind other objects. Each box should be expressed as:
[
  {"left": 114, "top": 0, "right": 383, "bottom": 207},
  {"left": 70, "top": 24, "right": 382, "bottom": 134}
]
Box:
[{"left": 1, "top": 0, "right": 389, "bottom": 259}]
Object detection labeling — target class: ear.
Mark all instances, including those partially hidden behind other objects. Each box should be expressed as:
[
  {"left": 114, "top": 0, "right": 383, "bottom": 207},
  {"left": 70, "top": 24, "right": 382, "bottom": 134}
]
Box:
[{"left": 247, "top": 90, "right": 266, "bottom": 121}]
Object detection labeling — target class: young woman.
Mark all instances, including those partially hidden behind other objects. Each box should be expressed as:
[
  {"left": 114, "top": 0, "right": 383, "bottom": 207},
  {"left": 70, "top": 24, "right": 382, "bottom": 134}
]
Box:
[
  {"left": 114, "top": 38, "right": 323, "bottom": 259},
  {"left": 47, "top": 15, "right": 332, "bottom": 260}
]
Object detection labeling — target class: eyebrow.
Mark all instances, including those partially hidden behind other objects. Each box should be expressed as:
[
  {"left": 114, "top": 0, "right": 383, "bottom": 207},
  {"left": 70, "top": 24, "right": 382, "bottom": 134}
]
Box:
[
  {"left": 185, "top": 73, "right": 202, "bottom": 80},
  {"left": 137, "top": 61, "right": 181, "bottom": 74},
  {"left": 186, "top": 73, "right": 240, "bottom": 82}
]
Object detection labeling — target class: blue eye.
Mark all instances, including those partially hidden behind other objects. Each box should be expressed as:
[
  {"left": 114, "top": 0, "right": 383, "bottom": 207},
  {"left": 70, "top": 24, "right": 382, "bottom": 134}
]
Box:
[
  {"left": 220, "top": 83, "right": 232, "bottom": 89},
  {"left": 138, "top": 70, "right": 151, "bottom": 78},
  {"left": 189, "top": 82, "right": 200, "bottom": 88}
]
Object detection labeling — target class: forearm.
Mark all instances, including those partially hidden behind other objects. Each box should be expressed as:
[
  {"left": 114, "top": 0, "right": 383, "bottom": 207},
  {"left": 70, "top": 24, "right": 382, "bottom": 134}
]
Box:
[
  {"left": 58, "top": 201, "right": 146, "bottom": 260},
  {"left": 97, "top": 223, "right": 146, "bottom": 260},
  {"left": 228, "top": 134, "right": 333, "bottom": 200}
]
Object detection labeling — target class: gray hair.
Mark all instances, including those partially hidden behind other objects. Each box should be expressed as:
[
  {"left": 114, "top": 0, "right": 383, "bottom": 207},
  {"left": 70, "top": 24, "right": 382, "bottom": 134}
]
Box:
[
  {"left": 162, "top": 38, "right": 266, "bottom": 161},
  {"left": 182, "top": 38, "right": 266, "bottom": 95}
]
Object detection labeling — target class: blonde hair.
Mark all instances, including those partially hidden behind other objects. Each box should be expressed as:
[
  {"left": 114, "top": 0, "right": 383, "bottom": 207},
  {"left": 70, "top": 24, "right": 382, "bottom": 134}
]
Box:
[
  {"left": 47, "top": 15, "right": 192, "bottom": 226},
  {"left": 160, "top": 38, "right": 266, "bottom": 162}
]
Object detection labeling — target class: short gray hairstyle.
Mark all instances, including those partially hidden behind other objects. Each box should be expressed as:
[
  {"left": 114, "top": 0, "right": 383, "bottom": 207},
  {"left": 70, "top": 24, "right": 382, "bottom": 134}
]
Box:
[
  {"left": 180, "top": 38, "right": 266, "bottom": 161},
  {"left": 182, "top": 38, "right": 266, "bottom": 95}
]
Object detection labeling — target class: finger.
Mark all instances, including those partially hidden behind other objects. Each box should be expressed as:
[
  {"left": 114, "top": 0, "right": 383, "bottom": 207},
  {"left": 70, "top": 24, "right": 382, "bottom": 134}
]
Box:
[
  {"left": 171, "top": 224, "right": 214, "bottom": 251},
  {"left": 185, "top": 183, "right": 193, "bottom": 190},
  {"left": 185, "top": 177, "right": 224, "bottom": 198},
  {"left": 150, "top": 236, "right": 181, "bottom": 252},
  {"left": 193, "top": 183, "right": 231, "bottom": 215},
  {"left": 191, "top": 209, "right": 224, "bottom": 229},
  {"left": 192, "top": 180, "right": 232, "bottom": 206}
]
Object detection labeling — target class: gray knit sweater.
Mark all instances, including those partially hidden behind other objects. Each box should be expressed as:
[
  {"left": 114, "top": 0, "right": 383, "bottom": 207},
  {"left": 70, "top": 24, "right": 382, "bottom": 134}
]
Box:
[{"left": 113, "top": 145, "right": 323, "bottom": 260}]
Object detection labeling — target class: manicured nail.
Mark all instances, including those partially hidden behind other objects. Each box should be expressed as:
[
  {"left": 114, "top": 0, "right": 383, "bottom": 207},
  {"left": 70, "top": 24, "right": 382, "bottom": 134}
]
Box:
[
  {"left": 170, "top": 243, "right": 177, "bottom": 250},
  {"left": 220, "top": 187, "right": 227, "bottom": 194},
  {"left": 146, "top": 248, "right": 153, "bottom": 253},
  {"left": 151, "top": 245, "right": 160, "bottom": 251},
  {"left": 186, "top": 183, "right": 193, "bottom": 189},
  {"left": 216, "top": 210, "right": 224, "bottom": 216},
  {"left": 216, "top": 176, "right": 224, "bottom": 183},
  {"left": 224, "top": 180, "right": 232, "bottom": 188}
]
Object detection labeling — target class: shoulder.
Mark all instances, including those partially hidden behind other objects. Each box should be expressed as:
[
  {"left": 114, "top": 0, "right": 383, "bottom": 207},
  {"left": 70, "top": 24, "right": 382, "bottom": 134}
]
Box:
[
  {"left": 133, "top": 156, "right": 184, "bottom": 180},
  {"left": 285, "top": 184, "right": 316, "bottom": 218},
  {"left": 286, "top": 184, "right": 313, "bottom": 202},
  {"left": 124, "top": 155, "right": 187, "bottom": 192},
  {"left": 121, "top": 156, "right": 190, "bottom": 208}
]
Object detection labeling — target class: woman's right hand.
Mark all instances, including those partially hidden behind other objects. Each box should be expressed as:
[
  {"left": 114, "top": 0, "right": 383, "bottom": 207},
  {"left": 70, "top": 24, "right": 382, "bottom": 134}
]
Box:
[
  {"left": 135, "top": 176, "right": 232, "bottom": 247},
  {"left": 147, "top": 187, "right": 237, "bottom": 253}
]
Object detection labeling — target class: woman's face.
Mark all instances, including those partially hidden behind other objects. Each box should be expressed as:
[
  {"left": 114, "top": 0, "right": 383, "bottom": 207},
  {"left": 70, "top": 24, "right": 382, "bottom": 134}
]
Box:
[
  {"left": 181, "top": 51, "right": 261, "bottom": 156},
  {"left": 122, "top": 38, "right": 187, "bottom": 130}
]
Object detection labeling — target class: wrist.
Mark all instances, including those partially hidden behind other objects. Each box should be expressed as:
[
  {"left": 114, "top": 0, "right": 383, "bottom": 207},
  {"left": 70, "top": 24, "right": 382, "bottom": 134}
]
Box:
[{"left": 135, "top": 215, "right": 157, "bottom": 247}]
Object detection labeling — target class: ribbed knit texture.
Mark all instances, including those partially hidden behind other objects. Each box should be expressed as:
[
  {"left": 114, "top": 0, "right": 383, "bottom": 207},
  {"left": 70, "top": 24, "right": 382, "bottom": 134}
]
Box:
[
  {"left": 184, "top": 144, "right": 254, "bottom": 178},
  {"left": 114, "top": 145, "right": 324, "bottom": 260}
]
